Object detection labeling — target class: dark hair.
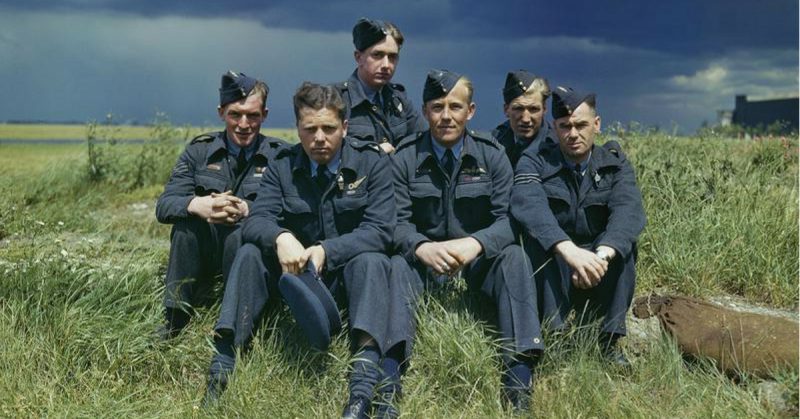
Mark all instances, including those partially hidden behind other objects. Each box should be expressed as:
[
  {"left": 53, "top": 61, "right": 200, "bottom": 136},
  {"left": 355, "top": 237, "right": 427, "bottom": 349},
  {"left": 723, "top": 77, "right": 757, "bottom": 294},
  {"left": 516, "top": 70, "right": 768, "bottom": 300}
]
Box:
[{"left": 293, "top": 82, "right": 347, "bottom": 122}]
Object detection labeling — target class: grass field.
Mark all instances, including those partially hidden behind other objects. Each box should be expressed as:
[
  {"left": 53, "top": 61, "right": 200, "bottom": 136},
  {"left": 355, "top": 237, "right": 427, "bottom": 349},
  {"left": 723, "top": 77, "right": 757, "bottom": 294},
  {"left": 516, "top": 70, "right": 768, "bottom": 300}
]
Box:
[
  {"left": 0, "top": 126, "right": 797, "bottom": 417},
  {"left": 0, "top": 123, "right": 298, "bottom": 142}
]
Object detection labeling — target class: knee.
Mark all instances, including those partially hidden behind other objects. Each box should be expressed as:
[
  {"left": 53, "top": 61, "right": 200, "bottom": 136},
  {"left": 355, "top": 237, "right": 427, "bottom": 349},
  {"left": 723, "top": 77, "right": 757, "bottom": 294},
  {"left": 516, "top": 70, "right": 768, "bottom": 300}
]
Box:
[
  {"left": 345, "top": 252, "right": 390, "bottom": 273},
  {"left": 498, "top": 244, "right": 529, "bottom": 266},
  {"left": 235, "top": 243, "right": 263, "bottom": 263}
]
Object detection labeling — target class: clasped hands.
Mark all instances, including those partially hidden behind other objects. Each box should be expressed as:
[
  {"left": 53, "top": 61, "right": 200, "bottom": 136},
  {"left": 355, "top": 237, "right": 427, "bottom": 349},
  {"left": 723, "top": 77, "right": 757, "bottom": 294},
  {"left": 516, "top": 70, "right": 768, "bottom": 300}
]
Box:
[
  {"left": 414, "top": 237, "right": 483, "bottom": 277},
  {"left": 554, "top": 241, "right": 616, "bottom": 289},
  {"left": 188, "top": 191, "right": 249, "bottom": 225}
]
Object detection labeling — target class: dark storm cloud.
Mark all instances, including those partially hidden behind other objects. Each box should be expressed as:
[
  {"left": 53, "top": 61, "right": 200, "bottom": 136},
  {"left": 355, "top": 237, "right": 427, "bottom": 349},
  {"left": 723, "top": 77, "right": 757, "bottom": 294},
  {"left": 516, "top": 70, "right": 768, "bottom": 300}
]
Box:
[
  {"left": 0, "top": 2, "right": 795, "bottom": 133},
  {"left": 2, "top": 0, "right": 796, "bottom": 54}
]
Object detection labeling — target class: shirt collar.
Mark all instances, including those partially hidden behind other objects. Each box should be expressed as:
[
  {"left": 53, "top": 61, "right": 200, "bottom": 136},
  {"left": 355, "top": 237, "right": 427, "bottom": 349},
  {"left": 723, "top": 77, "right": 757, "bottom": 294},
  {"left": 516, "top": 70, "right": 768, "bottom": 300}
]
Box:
[
  {"left": 309, "top": 147, "right": 342, "bottom": 177},
  {"left": 430, "top": 134, "right": 464, "bottom": 162},
  {"left": 564, "top": 149, "right": 592, "bottom": 174},
  {"left": 225, "top": 133, "right": 259, "bottom": 160}
]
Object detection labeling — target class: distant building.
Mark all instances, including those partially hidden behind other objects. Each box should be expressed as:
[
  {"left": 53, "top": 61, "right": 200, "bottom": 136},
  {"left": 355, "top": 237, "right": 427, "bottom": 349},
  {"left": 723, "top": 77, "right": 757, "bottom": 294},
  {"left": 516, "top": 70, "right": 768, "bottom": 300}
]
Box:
[{"left": 731, "top": 95, "right": 798, "bottom": 133}]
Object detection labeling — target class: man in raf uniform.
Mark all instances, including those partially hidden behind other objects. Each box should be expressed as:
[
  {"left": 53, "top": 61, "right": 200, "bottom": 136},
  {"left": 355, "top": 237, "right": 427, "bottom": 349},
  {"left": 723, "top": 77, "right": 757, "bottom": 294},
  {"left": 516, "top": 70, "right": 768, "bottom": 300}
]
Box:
[
  {"left": 203, "top": 83, "right": 396, "bottom": 419},
  {"left": 155, "top": 71, "right": 286, "bottom": 339},
  {"left": 492, "top": 70, "right": 557, "bottom": 168},
  {"left": 510, "top": 86, "right": 646, "bottom": 367},
  {"left": 388, "top": 70, "right": 543, "bottom": 414},
  {"left": 336, "top": 18, "right": 426, "bottom": 154}
]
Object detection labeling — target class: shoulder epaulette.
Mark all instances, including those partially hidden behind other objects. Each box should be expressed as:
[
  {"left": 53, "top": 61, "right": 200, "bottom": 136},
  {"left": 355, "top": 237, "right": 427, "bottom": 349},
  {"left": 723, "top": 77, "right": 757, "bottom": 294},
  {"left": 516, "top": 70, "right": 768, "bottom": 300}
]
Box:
[
  {"left": 396, "top": 131, "right": 424, "bottom": 151},
  {"left": 276, "top": 144, "right": 297, "bottom": 159},
  {"left": 333, "top": 81, "right": 350, "bottom": 92},
  {"left": 602, "top": 139, "right": 622, "bottom": 157},
  {"left": 190, "top": 133, "right": 216, "bottom": 144},
  {"left": 347, "top": 137, "right": 381, "bottom": 153},
  {"left": 468, "top": 130, "right": 501, "bottom": 149}
]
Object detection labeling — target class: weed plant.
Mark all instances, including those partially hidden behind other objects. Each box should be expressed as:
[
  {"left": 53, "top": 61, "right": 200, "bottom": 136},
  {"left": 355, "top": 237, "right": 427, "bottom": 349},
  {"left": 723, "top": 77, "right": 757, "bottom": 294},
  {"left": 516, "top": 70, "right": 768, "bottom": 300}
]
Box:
[{"left": 0, "top": 124, "right": 797, "bottom": 417}]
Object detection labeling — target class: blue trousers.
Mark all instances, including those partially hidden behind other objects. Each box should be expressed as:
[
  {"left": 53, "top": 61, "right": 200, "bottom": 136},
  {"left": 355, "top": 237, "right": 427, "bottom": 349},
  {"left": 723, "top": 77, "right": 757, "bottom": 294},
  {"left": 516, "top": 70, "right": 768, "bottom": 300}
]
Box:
[
  {"left": 215, "top": 243, "right": 391, "bottom": 352},
  {"left": 163, "top": 217, "right": 240, "bottom": 311}
]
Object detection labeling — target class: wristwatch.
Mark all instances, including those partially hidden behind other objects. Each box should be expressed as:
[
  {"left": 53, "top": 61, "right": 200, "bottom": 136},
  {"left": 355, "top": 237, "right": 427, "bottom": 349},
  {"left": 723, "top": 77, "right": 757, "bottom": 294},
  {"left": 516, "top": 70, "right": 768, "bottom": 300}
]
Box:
[{"left": 596, "top": 249, "right": 611, "bottom": 262}]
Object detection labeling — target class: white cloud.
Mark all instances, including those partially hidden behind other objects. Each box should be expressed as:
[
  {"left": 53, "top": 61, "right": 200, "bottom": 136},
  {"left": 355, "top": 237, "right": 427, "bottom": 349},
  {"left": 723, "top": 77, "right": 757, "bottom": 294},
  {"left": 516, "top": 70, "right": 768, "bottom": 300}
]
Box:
[{"left": 671, "top": 64, "right": 729, "bottom": 89}]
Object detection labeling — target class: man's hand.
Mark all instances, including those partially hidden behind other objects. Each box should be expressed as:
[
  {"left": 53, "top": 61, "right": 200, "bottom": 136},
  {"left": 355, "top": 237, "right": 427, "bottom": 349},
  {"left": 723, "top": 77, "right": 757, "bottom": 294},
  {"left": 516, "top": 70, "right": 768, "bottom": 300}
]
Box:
[
  {"left": 303, "top": 245, "right": 326, "bottom": 276},
  {"left": 415, "top": 241, "right": 462, "bottom": 275},
  {"left": 595, "top": 245, "right": 617, "bottom": 261},
  {"left": 276, "top": 232, "right": 308, "bottom": 274},
  {"left": 554, "top": 241, "right": 608, "bottom": 289},
  {"left": 188, "top": 191, "right": 244, "bottom": 225},
  {"left": 442, "top": 237, "right": 483, "bottom": 267},
  {"left": 379, "top": 142, "right": 396, "bottom": 154}
]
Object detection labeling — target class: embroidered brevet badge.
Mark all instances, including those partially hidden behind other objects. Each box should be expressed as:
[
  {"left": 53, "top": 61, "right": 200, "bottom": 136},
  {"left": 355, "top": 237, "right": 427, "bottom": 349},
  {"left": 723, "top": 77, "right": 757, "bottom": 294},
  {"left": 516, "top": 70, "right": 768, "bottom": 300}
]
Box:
[
  {"left": 345, "top": 176, "right": 367, "bottom": 195},
  {"left": 207, "top": 164, "right": 222, "bottom": 171}
]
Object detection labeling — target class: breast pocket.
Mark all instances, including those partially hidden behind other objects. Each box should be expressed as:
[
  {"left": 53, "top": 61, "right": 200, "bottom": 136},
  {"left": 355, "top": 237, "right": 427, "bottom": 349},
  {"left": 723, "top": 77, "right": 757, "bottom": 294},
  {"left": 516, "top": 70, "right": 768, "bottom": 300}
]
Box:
[
  {"left": 240, "top": 179, "right": 261, "bottom": 201},
  {"left": 195, "top": 171, "right": 229, "bottom": 195},
  {"left": 583, "top": 187, "right": 612, "bottom": 235},
  {"left": 346, "top": 119, "right": 376, "bottom": 141},
  {"left": 543, "top": 182, "right": 572, "bottom": 226},
  {"left": 454, "top": 180, "right": 492, "bottom": 232},
  {"left": 333, "top": 192, "right": 368, "bottom": 233},
  {"left": 280, "top": 196, "right": 315, "bottom": 244},
  {"left": 408, "top": 181, "right": 442, "bottom": 232}
]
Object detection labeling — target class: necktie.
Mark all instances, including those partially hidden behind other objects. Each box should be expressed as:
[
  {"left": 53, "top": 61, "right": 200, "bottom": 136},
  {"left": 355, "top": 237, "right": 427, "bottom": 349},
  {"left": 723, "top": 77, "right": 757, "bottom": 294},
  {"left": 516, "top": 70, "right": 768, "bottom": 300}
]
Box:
[
  {"left": 442, "top": 149, "right": 456, "bottom": 176},
  {"left": 373, "top": 92, "right": 385, "bottom": 116},
  {"left": 574, "top": 163, "right": 583, "bottom": 184},
  {"left": 234, "top": 149, "right": 247, "bottom": 178},
  {"left": 315, "top": 164, "right": 331, "bottom": 192}
]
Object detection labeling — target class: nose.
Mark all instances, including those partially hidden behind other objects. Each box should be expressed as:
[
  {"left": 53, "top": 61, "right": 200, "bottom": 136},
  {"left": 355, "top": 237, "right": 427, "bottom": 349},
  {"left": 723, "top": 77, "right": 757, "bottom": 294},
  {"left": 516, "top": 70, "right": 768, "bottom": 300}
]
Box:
[
  {"left": 569, "top": 126, "right": 580, "bottom": 138},
  {"left": 313, "top": 128, "right": 326, "bottom": 143},
  {"left": 236, "top": 115, "right": 249, "bottom": 129},
  {"left": 441, "top": 107, "right": 451, "bottom": 121}
]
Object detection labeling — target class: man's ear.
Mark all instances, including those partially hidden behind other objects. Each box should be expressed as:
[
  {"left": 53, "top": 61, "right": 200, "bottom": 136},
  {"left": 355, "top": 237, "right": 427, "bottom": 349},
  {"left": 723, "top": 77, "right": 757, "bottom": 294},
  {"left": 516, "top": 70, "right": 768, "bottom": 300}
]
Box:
[
  {"left": 217, "top": 105, "right": 225, "bottom": 120},
  {"left": 342, "top": 119, "right": 348, "bottom": 137},
  {"left": 466, "top": 102, "right": 477, "bottom": 121}
]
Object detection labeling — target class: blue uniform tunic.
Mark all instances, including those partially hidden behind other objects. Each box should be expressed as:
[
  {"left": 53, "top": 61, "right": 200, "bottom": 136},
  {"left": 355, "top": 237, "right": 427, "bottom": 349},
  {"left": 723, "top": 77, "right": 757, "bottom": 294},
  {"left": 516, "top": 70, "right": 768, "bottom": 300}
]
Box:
[
  {"left": 510, "top": 140, "right": 646, "bottom": 336},
  {"left": 155, "top": 132, "right": 286, "bottom": 310},
  {"left": 215, "top": 137, "right": 396, "bottom": 350},
  {"left": 389, "top": 130, "right": 544, "bottom": 358},
  {"left": 336, "top": 71, "right": 427, "bottom": 146}
]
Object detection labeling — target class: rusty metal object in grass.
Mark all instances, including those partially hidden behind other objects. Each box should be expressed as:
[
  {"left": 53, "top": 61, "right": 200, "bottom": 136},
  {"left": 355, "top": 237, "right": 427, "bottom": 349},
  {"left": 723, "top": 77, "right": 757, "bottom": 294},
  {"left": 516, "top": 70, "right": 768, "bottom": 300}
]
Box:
[{"left": 633, "top": 294, "right": 799, "bottom": 378}]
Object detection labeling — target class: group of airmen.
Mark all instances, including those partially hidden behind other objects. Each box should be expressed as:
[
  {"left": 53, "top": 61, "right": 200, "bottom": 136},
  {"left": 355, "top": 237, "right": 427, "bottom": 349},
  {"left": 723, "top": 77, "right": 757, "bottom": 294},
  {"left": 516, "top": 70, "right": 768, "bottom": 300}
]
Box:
[{"left": 155, "top": 17, "right": 646, "bottom": 417}]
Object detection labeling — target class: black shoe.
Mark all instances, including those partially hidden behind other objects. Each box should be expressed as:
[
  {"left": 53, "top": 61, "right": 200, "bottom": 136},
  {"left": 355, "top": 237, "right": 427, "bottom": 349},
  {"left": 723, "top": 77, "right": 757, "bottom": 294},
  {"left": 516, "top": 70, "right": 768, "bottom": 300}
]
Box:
[
  {"left": 600, "top": 334, "right": 631, "bottom": 370},
  {"left": 157, "top": 308, "right": 190, "bottom": 341},
  {"left": 202, "top": 353, "right": 235, "bottom": 407},
  {"left": 341, "top": 396, "right": 370, "bottom": 419},
  {"left": 503, "top": 386, "right": 531, "bottom": 413},
  {"left": 155, "top": 323, "right": 183, "bottom": 341},
  {"left": 374, "top": 381, "right": 401, "bottom": 419}
]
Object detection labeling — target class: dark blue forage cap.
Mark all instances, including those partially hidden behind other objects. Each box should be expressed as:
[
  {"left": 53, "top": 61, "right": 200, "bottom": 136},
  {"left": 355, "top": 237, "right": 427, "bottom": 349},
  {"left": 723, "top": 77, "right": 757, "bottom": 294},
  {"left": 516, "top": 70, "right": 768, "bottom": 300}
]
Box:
[
  {"left": 503, "top": 70, "right": 539, "bottom": 104},
  {"left": 423, "top": 69, "right": 463, "bottom": 103},
  {"left": 278, "top": 262, "right": 342, "bottom": 351},
  {"left": 352, "top": 18, "right": 389, "bottom": 51},
  {"left": 551, "top": 85, "right": 596, "bottom": 119},
  {"left": 219, "top": 71, "right": 258, "bottom": 107}
]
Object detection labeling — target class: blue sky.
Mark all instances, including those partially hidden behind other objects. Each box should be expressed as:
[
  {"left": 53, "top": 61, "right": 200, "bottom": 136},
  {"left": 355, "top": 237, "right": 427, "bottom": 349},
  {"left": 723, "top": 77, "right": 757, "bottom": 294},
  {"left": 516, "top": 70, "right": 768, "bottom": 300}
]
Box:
[{"left": 1, "top": 1, "right": 797, "bottom": 134}]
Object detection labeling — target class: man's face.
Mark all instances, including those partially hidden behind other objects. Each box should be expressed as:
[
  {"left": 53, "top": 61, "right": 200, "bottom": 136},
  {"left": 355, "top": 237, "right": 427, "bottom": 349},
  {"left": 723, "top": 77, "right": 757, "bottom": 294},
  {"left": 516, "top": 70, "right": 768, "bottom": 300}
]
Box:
[
  {"left": 504, "top": 91, "right": 546, "bottom": 140},
  {"left": 355, "top": 36, "right": 399, "bottom": 91},
  {"left": 424, "top": 80, "right": 476, "bottom": 147},
  {"left": 296, "top": 107, "right": 348, "bottom": 165},
  {"left": 218, "top": 93, "right": 267, "bottom": 148},
  {"left": 554, "top": 102, "right": 601, "bottom": 163}
]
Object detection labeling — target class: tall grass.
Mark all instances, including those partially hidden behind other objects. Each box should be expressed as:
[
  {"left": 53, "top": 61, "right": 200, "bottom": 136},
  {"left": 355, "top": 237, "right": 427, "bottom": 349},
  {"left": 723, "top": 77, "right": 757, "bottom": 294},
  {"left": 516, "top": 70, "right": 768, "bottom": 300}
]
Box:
[{"left": 0, "top": 127, "right": 797, "bottom": 417}]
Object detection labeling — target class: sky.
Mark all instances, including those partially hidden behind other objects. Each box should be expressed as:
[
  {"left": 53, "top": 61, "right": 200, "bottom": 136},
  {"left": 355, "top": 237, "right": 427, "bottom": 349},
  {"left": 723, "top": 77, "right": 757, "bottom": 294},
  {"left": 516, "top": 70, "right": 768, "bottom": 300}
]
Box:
[{"left": 0, "top": 1, "right": 797, "bottom": 134}]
